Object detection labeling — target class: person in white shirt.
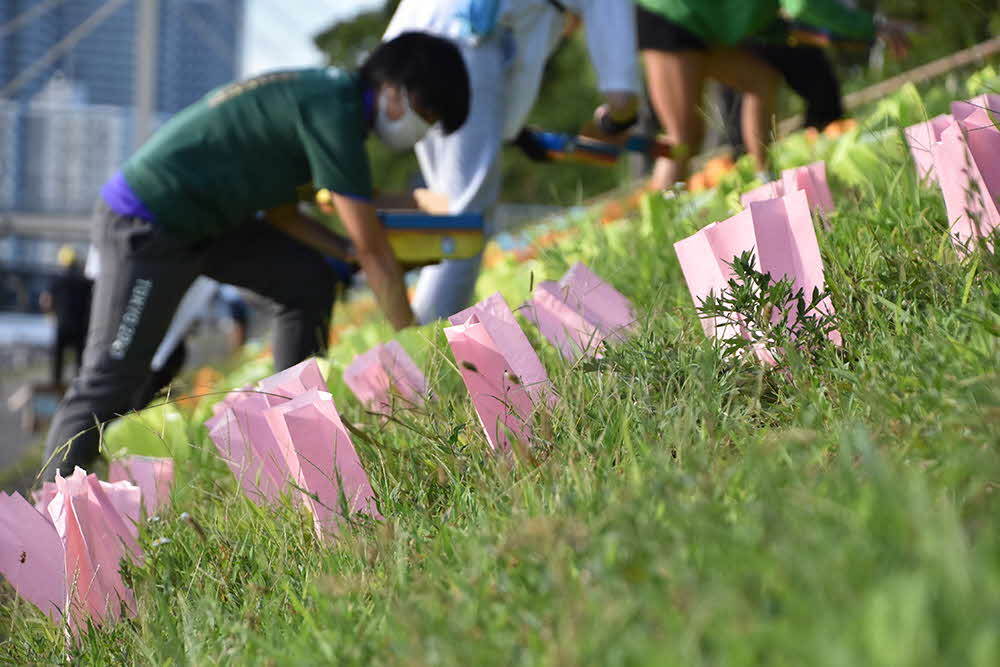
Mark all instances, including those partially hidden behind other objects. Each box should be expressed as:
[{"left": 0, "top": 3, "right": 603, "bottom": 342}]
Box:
[{"left": 385, "top": 0, "right": 640, "bottom": 323}]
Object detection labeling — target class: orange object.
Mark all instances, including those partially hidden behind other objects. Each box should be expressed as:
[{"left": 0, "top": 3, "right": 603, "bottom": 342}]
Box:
[
  {"left": 513, "top": 247, "right": 538, "bottom": 263},
  {"left": 688, "top": 171, "right": 710, "bottom": 192},
  {"left": 533, "top": 229, "right": 574, "bottom": 249},
  {"left": 703, "top": 155, "right": 736, "bottom": 187},
  {"left": 601, "top": 201, "right": 626, "bottom": 224},
  {"left": 823, "top": 118, "right": 858, "bottom": 138},
  {"left": 483, "top": 245, "right": 507, "bottom": 269}
]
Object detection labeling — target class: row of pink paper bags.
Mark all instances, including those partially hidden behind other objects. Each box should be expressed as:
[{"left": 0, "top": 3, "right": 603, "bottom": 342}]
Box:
[
  {"left": 205, "top": 263, "right": 638, "bottom": 520},
  {"left": 1, "top": 458, "right": 173, "bottom": 631},
  {"left": 676, "top": 168, "right": 842, "bottom": 363},
  {"left": 342, "top": 262, "right": 637, "bottom": 414},
  {"left": 345, "top": 262, "right": 638, "bottom": 452},
  {"left": 0, "top": 262, "right": 637, "bottom": 632},
  {"left": 904, "top": 94, "right": 999, "bottom": 253},
  {"left": 206, "top": 359, "right": 383, "bottom": 541}
]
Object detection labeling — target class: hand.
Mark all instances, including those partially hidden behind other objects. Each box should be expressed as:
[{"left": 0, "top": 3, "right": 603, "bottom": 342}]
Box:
[
  {"left": 331, "top": 192, "right": 415, "bottom": 330},
  {"left": 413, "top": 188, "right": 450, "bottom": 214},
  {"left": 579, "top": 112, "right": 629, "bottom": 145},
  {"left": 585, "top": 93, "right": 639, "bottom": 143}
]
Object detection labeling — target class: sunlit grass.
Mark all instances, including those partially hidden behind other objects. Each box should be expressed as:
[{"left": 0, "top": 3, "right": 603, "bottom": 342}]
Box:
[{"left": 2, "top": 70, "right": 999, "bottom": 665}]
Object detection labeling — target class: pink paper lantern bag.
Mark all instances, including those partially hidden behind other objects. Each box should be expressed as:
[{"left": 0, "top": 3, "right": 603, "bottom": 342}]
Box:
[
  {"left": 108, "top": 455, "right": 174, "bottom": 515},
  {"left": 446, "top": 293, "right": 554, "bottom": 452},
  {"left": 931, "top": 98, "right": 1000, "bottom": 253},
  {"left": 264, "top": 389, "right": 382, "bottom": 538},
  {"left": 522, "top": 262, "right": 637, "bottom": 360},
  {"left": 674, "top": 189, "right": 841, "bottom": 359},
  {"left": 343, "top": 340, "right": 428, "bottom": 414}
]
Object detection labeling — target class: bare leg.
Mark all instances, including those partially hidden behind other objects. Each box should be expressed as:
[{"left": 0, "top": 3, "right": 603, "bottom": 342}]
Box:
[
  {"left": 705, "top": 48, "right": 782, "bottom": 175},
  {"left": 641, "top": 49, "right": 707, "bottom": 189}
]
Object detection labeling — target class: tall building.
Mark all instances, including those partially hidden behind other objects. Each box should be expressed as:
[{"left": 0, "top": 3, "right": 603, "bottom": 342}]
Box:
[
  {"left": 0, "top": 101, "right": 17, "bottom": 211},
  {"left": 1, "top": 0, "right": 245, "bottom": 113},
  {"left": 20, "top": 81, "right": 127, "bottom": 214},
  {"left": 0, "top": 0, "right": 245, "bottom": 309}
]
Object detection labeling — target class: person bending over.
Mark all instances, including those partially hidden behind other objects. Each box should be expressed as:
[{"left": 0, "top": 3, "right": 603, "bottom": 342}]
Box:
[
  {"left": 384, "top": 0, "right": 640, "bottom": 323},
  {"left": 42, "top": 32, "right": 470, "bottom": 479}
]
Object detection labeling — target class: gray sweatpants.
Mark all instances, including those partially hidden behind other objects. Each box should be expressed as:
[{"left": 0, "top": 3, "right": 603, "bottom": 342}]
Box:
[{"left": 43, "top": 201, "right": 339, "bottom": 478}]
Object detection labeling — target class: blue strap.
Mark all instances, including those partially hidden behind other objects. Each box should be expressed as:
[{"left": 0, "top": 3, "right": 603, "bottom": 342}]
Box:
[
  {"left": 454, "top": 0, "right": 565, "bottom": 41},
  {"left": 454, "top": 0, "right": 502, "bottom": 39}
]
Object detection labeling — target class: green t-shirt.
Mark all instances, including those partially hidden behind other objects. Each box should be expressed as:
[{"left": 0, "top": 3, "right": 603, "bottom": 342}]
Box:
[
  {"left": 635, "top": 0, "right": 876, "bottom": 47},
  {"left": 123, "top": 68, "right": 372, "bottom": 240}
]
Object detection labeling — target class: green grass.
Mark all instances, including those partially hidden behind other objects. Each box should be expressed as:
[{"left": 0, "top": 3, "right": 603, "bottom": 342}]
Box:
[{"left": 2, "top": 69, "right": 1000, "bottom": 665}]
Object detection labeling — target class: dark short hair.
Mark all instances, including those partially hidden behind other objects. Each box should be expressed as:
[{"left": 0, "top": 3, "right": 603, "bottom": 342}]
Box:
[{"left": 360, "top": 32, "right": 470, "bottom": 135}]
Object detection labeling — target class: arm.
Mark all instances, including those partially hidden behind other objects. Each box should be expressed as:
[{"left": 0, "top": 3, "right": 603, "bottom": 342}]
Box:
[
  {"left": 330, "top": 193, "right": 415, "bottom": 330},
  {"left": 577, "top": 0, "right": 640, "bottom": 140},
  {"left": 371, "top": 189, "right": 450, "bottom": 214},
  {"left": 581, "top": 0, "right": 639, "bottom": 105},
  {"left": 264, "top": 203, "right": 354, "bottom": 262}
]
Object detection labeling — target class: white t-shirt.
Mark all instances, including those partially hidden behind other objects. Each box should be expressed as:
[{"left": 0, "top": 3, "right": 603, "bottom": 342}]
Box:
[{"left": 385, "top": 0, "right": 638, "bottom": 140}]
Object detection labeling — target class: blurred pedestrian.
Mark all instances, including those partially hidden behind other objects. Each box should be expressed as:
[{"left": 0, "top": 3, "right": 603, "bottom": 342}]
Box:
[
  {"left": 636, "top": 0, "right": 910, "bottom": 188},
  {"left": 39, "top": 246, "right": 92, "bottom": 385},
  {"left": 385, "top": 0, "right": 640, "bottom": 323}
]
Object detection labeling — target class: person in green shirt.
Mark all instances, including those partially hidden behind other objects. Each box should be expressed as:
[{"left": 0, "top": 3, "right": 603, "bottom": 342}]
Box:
[
  {"left": 634, "top": 0, "right": 910, "bottom": 188},
  {"left": 42, "top": 32, "right": 470, "bottom": 479}
]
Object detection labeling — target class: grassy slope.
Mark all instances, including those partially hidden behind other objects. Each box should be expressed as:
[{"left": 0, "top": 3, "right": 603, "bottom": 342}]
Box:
[{"left": 3, "top": 73, "right": 1000, "bottom": 665}]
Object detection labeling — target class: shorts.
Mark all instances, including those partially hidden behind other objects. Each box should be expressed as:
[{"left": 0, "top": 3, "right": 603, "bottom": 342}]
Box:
[{"left": 636, "top": 5, "right": 708, "bottom": 52}]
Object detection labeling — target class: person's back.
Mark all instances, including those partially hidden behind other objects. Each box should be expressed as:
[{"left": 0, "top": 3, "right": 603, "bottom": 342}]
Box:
[{"left": 120, "top": 69, "right": 371, "bottom": 241}]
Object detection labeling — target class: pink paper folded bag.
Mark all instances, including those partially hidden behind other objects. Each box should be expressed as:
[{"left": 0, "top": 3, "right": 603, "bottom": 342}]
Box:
[
  {"left": 740, "top": 162, "right": 834, "bottom": 214},
  {"left": 343, "top": 340, "right": 428, "bottom": 414},
  {"left": 206, "top": 359, "right": 382, "bottom": 538},
  {"left": 257, "top": 357, "right": 328, "bottom": 399},
  {"left": 674, "top": 189, "right": 841, "bottom": 358},
  {"left": 782, "top": 161, "right": 834, "bottom": 214},
  {"left": 932, "top": 99, "right": 1000, "bottom": 253},
  {"left": 446, "top": 293, "right": 554, "bottom": 452},
  {"left": 522, "top": 262, "right": 637, "bottom": 360},
  {"left": 206, "top": 358, "right": 329, "bottom": 505},
  {"left": 0, "top": 491, "right": 66, "bottom": 622},
  {"left": 904, "top": 114, "right": 953, "bottom": 182},
  {"left": 2, "top": 469, "right": 143, "bottom": 630},
  {"left": 208, "top": 392, "right": 288, "bottom": 504},
  {"left": 108, "top": 455, "right": 174, "bottom": 515},
  {"left": 264, "top": 388, "right": 382, "bottom": 538},
  {"left": 740, "top": 180, "right": 785, "bottom": 208},
  {"left": 48, "top": 468, "right": 143, "bottom": 631}
]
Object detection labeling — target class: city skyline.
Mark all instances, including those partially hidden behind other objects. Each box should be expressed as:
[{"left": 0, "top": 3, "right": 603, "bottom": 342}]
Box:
[{"left": 0, "top": 0, "right": 244, "bottom": 112}]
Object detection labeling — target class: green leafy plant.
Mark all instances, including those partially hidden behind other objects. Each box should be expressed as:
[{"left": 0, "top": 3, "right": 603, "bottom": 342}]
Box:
[{"left": 696, "top": 250, "right": 842, "bottom": 365}]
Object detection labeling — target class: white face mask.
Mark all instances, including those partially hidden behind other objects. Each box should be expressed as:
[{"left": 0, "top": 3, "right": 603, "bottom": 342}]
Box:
[{"left": 375, "top": 87, "right": 431, "bottom": 151}]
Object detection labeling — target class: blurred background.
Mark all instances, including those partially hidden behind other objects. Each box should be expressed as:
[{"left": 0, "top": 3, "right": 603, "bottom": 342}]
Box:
[{"left": 1, "top": 0, "right": 996, "bottom": 471}]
